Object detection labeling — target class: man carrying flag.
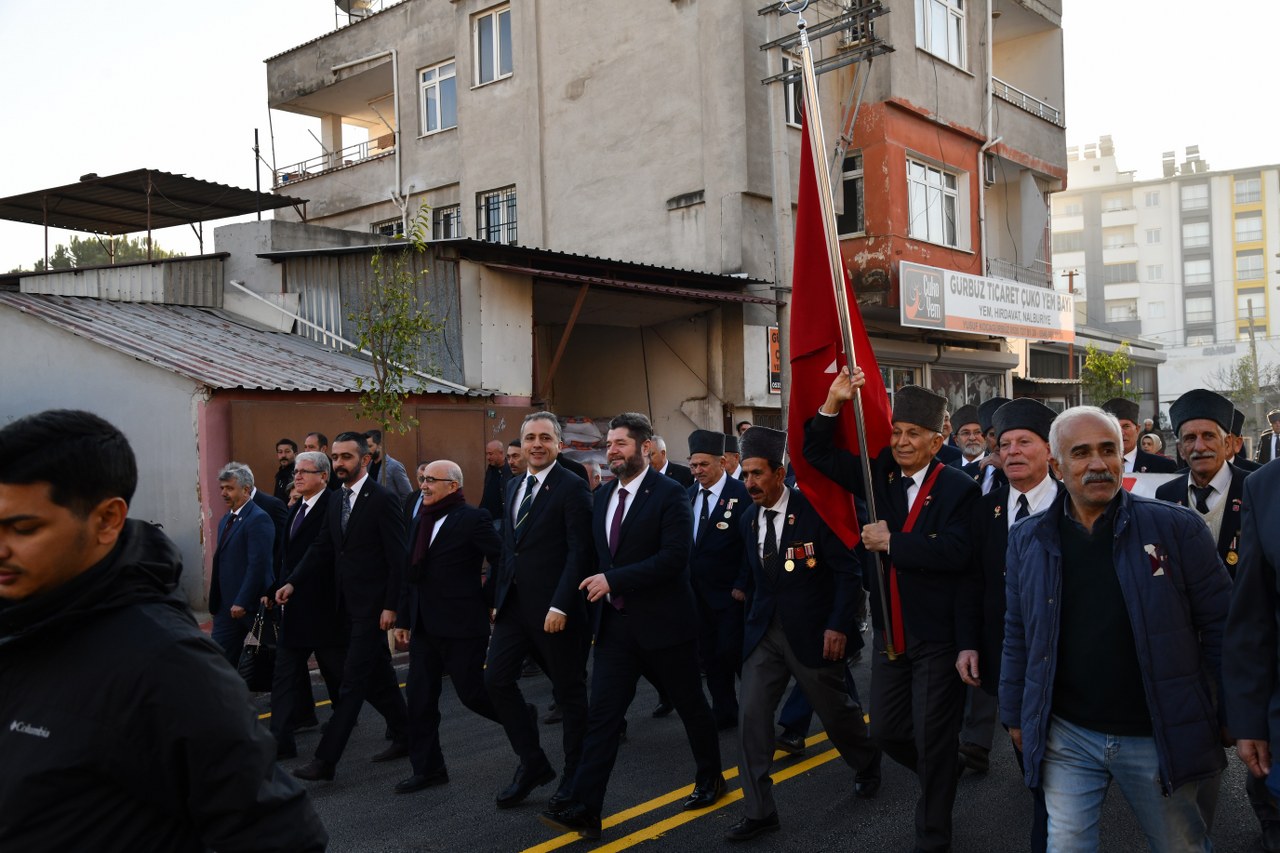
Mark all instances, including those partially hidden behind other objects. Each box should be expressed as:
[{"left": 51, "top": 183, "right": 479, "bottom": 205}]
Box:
[{"left": 804, "top": 371, "right": 978, "bottom": 853}]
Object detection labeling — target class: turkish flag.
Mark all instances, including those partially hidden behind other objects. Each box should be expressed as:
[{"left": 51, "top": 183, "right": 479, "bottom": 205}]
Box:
[{"left": 786, "top": 116, "right": 893, "bottom": 548}]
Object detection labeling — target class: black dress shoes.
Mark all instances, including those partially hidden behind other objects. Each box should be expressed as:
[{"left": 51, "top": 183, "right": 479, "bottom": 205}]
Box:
[
  {"left": 724, "top": 812, "right": 780, "bottom": 842},
  {"left": 291, "top": 759, "right": 335, "bottom": 782},
  {"left": 370, "top": 742, "right": 409, "bottom": 763},
  {"left": 394, "top": 769, "right": 449, "bottom": 793},
  {"left": 958, "top": 742, "right": 990, "bottom": 774},
  {"left": 547, "top": 780, "right": 575, "bottom": 811},
  {"left": 775, "top": 730, "right": 806, "bottom": 755},
  {"left": 539, "top": 804, "right": 602, "bottom": 840},
  {"left": 651, "top": 701, "right": 674, "bottom": 718},
  {"left": 496, "top": 761, "right": 556, "bottom": 808},
  {"left": 682, "top": 775, "right": 726, "bottom": 810},
  {"left": 854, "top": 749, "right": 882, "bottom": 799},
  {"left": 542, "top": 703, "right": 563, "bottom": 725}
]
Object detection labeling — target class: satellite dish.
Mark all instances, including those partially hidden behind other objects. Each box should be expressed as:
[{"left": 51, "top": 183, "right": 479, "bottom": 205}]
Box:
[{"left": 335, "top": 0, "right": 373, "bottom": 18}]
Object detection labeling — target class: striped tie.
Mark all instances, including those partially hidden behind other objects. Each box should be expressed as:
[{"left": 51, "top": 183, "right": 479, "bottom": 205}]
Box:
[{"left": 514, "top": 475, "right": 537, "bottom": 534}]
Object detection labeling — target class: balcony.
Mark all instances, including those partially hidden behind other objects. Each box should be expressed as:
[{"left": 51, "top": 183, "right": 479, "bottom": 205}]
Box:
[
  {"left": 992, "top": 77, "right": 1062, "bottom": 127},
  {"left": 988, "top": 257, "right": 1051, "bottom": 288},
  {"left": 1100, "top": 206, "right": 1139, "bottom": 227},
  {"left": 274, "top": 135, "right": 395, "bottom": 187}
]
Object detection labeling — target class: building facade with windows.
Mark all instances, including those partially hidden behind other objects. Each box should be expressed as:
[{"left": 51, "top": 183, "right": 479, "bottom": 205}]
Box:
[{"left": 1050, "top": 137, "right": 1280, "bottom": 424}]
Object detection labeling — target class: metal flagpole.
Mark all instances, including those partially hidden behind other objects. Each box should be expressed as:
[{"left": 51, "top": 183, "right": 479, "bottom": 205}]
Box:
[{"left": 787, "top": 0, "right": 898, "bottom": 659}]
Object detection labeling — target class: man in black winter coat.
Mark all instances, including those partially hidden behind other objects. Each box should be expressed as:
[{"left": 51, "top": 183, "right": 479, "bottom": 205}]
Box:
[{"left": 0, "top": 409, "right": 327, "bottom": 853}]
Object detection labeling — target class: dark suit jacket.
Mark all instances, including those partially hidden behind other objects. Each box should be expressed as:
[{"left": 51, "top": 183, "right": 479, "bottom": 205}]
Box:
[
  {"left": 740, "top": 487, "right": 862, "bottom": 669},
  {"left": 251, "top": 488, "right": 288, "bottom": 568},
  {"left": 1257, "top": 431, "right": 1280, "bottom": 464},
  {"left": 960, "top": 457, "right": 1008, "bottom": 492},
  {"left": 1233, "top": 455, "right": 1262, "bottom": 473},
  {"left": 1132, "top": 448, "right": 1178, "bottom": 474},
  {"left": 398, "top": 504, "right": 501, "bottom": 639},
  {"left": 663, "top": 462, "right": 694, "bottom": 489},
  {"left": 492, "top": 461, "right": 593, "bottom": 627},
  {"left": 210, "top": 499, "right": 275, "bottom": 616},
  {"left": 480, "top": 464, "right": 507, "bottom": 520},
  {"left": 1154, "top": 463, "right": 1249, "bottom": 576},
  {"left": 687, "top": 475, "right": 752, "bottom": 610},
  {"left": 287, "top": 476, "right": 408, "bottom": 619},
  {"left": 936, "top": 443, "right": 962, "bottom": 465},
  {"left": 956, "top": 479, "right": 1066, "bottom": 695},
  {"left": 590, "top": 467, "right": 696, "bottom": 650},
  {"left": 275, "top": 490, "right": 344, "bottom": 649},
  {"left": 803, "top": 414, "right": 979, "bottom": 642},
  {"left": 558, "top": 455, "right": 590, "bottom": 484}
]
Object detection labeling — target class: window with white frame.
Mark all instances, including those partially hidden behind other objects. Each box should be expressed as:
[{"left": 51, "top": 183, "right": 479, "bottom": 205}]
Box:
[
  {"left": 474, "top": 5, "right": 512, "bottom": 86},
  {"left": 1054, "top": 231, "right": 1083, "bottom": 253},
  {"left": 1182, "top": 220, "right": 1210, "bottom": 249},
  {"left": 837, "top": 152, "right": 864, "bottom": 235},
  {"left": 1184, "top": 296, "right": 1213, "bottom": 324},
  {"left": 907, "top": 158, "right": 958, "bottom": 247},
  {"left": 1102, "top": 263, "right": 1137, "bottom": 285},
  {"left": 1235, "top": 175, "right": 1262, "bottom": 205},
  {"left": 915, "top": 0, "right": 965, "bottom": 68},
  {"left": 477, "top": 186, "right": 517, "bottom": 244},
  {"left": 1238, "top": 291, "right": 1266, "bottom": 320},
  {"left": 1102, "top": 193, "right": 1129, "bottom": 212},
  {"left": 1144, "top": 190, "right": 1160, "bottom": 207},
  {"left": 1103, "top": 227, "right": 1133, "bottom": 249},
  {"left": 432, "top": 205, "right": 461, "bottom": 239},
  {"left": 1147, "top": 300, "right": 1166, "bottom": 319},
  {"left": 781, "top": 54, "right": 802, "bottom": 127},
  {"left": 419, "top": 61, "right": 457, "bottom": 135},
  {"left": 1106, "top": 299, "right": 1138, "bottom": 323},
  {"left": 1235, "top": 212, "right": 1263, "bottom": 243},
  {"left": 1237, "top": 249, "right": 1264, "bottom": 281},
  {"left": 1183, "top": 259, "right": 1212, "bottom": 284},
  {"left": 1145, "top": 228, "right": 1161, "bottom": 244},
  {"left": 1146, "top": 264, "right": 1164, "bottom": 281},
  {"left": 1181, "top": 183, "right": 1209, "bottom": 211}
]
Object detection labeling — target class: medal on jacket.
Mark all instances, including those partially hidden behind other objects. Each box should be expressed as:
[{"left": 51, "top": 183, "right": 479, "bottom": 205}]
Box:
[
  {"left": 783, "top": 546, "right": 796, "bottom": 572},
  {"left": 802, "top": 542, "right": 816, "bottom": 568},
  {"left": 1227, "top": 533, "right": 1239, "bottom": 566}
]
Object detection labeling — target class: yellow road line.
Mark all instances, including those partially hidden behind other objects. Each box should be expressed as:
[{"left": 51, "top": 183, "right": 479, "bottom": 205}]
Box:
[
  {"left": 256, "top": 681, "right": 408, "bottom": 720},
  {"left": 519, "top": 732, "right": 835, "bottom": 853}
]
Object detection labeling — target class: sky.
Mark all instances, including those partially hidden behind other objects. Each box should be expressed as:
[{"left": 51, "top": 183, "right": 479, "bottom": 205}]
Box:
[{"left": 1, "top": 0, "right": 1277, "bottom": 272}]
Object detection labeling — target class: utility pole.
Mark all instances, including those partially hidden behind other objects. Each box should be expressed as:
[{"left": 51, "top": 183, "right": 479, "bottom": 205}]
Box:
[
  {"left": 1061, "top": 268, "right": 1077, "bottom": 385},
  {"left": 1248, "top": 297, "right": 1263, "bottom": 432}
]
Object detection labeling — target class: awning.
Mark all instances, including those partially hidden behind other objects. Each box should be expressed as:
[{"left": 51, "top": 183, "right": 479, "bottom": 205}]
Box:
[{"left": 483, "top": 262, "right": 779, "bottom": 306}]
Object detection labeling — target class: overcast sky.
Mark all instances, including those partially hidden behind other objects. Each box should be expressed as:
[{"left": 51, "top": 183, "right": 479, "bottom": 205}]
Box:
[{"left": 1, "top": 0, "right": 1275, "bottom": 272}]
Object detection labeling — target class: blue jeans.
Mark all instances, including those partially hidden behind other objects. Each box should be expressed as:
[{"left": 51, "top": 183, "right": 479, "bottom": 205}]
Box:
[{"left": 1041, "top": 716, "right": 1217, "bottom": 853}]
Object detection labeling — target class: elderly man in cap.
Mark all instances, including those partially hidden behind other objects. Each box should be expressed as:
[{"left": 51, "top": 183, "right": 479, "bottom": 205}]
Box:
[
  {"left": 948, "top": 404, "right": 985, "bottom": 472},
  {"left": 956, "top": 398, "right": 1062, "bottom": 849},
  {"left": 723, "top": 433, "right": 745, "bottom": 481},
  {"left": 967, "top": 398, "right": 1010, "bottom": 494},
  {"left": 1100, "top": 397, "right": 1177, "bottom": 474},
  {"left": 1228, "top": 409, "right": 1262, "bottom": 473},
  {"left": 685, "top": 428, "right": 752, "bottom": 730},
  {"left": 1002, "top": 405, "right": 1229, "bottom": 852},
  {"left": 804, "top": 369, "right": 978, "bottom": 853},
  {"left": 725, "top": 426, "right": 881, "bottom": 842},
  {"left": 1256, "top": 409, "right": 1280, "bottom": 464}
]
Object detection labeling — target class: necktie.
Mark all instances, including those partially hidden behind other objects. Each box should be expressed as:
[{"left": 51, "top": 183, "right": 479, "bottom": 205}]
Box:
[
  {"left": 900, "top": 474, "right": 912, "bottom": 512},
  {"left": 695, "top": 489, "right": 711, "bottom": 541},
  {"left": 609, "top": 488, "right": 629, "bottom": 557},
  {"left": 341, "top": 487, "right": 353, "bottom": 532},
  {"left": 762, "top": 509, "right": 779, "bottom": 582},
  {"left": 289, "top": 502, "right": 307, "bottom": 539},
  {"left": 514, "top": 475, "right": 537, "bottom": 534},
  {"left": 1015, "top": 494, "right": 1030, "bottom": 521},
  {"left": 1190, "top": 484, "right": 1213, "bottom": 514},
  {"left": 217, "top": 513, "right": 237, "bottom": 552}
]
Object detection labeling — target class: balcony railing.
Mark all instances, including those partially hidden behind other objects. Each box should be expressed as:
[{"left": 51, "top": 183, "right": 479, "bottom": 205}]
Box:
[
  {"left": 274, "top": 135, "right": 395, "bottom": 187},
  {"left": 992, "top": 76, "right": 1063, "bottom": 127},
  {"left": 987, "top": 257, "right": 1052, "bottom": 288}
]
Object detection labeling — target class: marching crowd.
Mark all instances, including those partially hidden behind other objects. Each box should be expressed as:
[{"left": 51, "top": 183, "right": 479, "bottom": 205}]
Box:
[{"left": 3, "top": 373, "right": 1280, "bottom": 852}]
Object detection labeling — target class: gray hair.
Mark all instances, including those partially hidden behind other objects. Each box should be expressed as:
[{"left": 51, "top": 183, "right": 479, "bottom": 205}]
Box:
[
  {"left": 439, "top": 460, "right": 464, "bottom": 487},
  {"left": 651, "top": 436, "right": 668, "bottom": 452},
  {"left": 218, "top": 461, "right": 254, "bottom": 490},
  {"left": 583, "top": 460, "right": 601, "bottom": 476},
  {"left": 295, "top": 451, "right": 330, "bottom": 478},
  {"left": 521, "top": 411, "right": 563, "bottom": 443},
  {"left": 1048, "top": 406, "right": 1123, "bottom": 461}
]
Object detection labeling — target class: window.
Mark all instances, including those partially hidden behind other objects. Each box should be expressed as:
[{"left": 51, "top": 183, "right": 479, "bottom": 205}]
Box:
[
  {"left": 370, "top": 217, "right": 401, "bottom": 237},
  {"left": 1181, "top": 183, "right": 1209, "bottom": 211},
  {"left": 1182, "top": 220, "right": 1210, "bottom": 249},
  {"left": 930, "top": 368, "right": 1005, "bottom": 412},
  {"left": 781, "top": 54, "right": 802, "bottom": 128},
  {"left": 879, "top": 365, "right": 918, "bottom": 401},
  {"left": 1106, "top": 299, "right": 1138, "bottom": 322},
  {"left": 1183, "top": 258, "right": 1212, "bottom": 284},
  {"left": 837, "top": 153, "right": 864, "bottom": 235},
  {"left": 1144, "top": 190, "right": 1160, "bottom": 207},
  {"left": 1103, "top": 227, "right": 1133, "bottom": 249},
  {"left": 907, "top": 158, "right": 958, "bottom": 247},
  {"left": 474, "top": 5, "right": 512, "bottom": 85},
  {"left": 419, "top": 61, "right": 457, "bottom": 135},
  {"left": 1235, "top": 175, "right": 1262, "bottom": 205},
  {"left": 1235, "top": 212, "right": 1263, "bottom": 243},
  {"left": 1146, "top": 264, "right": 1164, "bottom": 281},
  {"left": 1184, "top": 296, "right": 1213, "bottom": 324},
  {"left": 432, "top": 205, "right": 461, "bottom": 239},
  {"left": 1147, "top": 301, "right": 1166, "bottom": 319},
  {"left": 1237, "top": 249, "right": 1264, "bottom": 281},
  {"left": 477, "top": 186, "right": 517, "bottom": 244},
  {"left": 915, "top": 0, "right": 965, "bottom": 68},
  {"left": 1054, "top": 231, "right": 1083, "bottom": 253},
  {"left": 1102, "top": 193, "right": 1128, "bottom": 212},
  {"left": 1186, "top": 333, "right": 1213, "bottom": 346},
  {"left": 1238, "top": 292, "right": 1266, "bottom": 320},
  {"left": 1102, "top": 263, "right": 1137, "bottom": 284},
  {"left": 1145, "top": 228, "right": 1161, "bottom": 244}
]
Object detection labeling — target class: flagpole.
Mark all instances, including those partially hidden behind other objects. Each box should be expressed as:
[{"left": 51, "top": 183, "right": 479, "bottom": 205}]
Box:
[{"left": 790, "top": 3, "right": 898, "bottom": 659}]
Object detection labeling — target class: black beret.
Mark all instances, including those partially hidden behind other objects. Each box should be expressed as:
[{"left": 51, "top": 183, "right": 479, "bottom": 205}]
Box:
[
  {"left": 1169, "top": 389, "right": 1234, "bottom": 435},
  {"left": 892, "top": 385, "right": 947, "bottom": 434},
  {"left": 951, "top": 404, "right": 980, "bottom": 434},
  {"left": 740, "top": 426, "right": 787, "bottom": 465},
  {"left": 978, "top": 397, "right": 1011, "bottom": 433},
  {"left": 1231, "top": 409, "right": 1245, "bottom": 437},
  {"left": 723, "top": 433, "right": 739, "bottom": 455},
  {"left": 688, "top": 429, "right": 725, "bottom": 457},
  {"left": 992, "top": 398, "right": 1056, "bottom": 442},
  {"left": 1100, "top": 397, "right": 1140, "bottom": 425}
]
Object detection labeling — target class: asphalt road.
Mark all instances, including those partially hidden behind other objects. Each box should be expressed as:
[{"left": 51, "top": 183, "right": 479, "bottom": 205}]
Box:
[{"left": 253, "top": 653, "right": 1266, "bottom": 853}]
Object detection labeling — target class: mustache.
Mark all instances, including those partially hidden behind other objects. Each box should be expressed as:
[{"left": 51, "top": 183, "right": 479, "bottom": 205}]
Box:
[
  {"left": 1081, "top": 471, "right": 1116, "bottom": 485},
  {"left": 1188, "top": 451, "right": 1218, "bottom": 462}
]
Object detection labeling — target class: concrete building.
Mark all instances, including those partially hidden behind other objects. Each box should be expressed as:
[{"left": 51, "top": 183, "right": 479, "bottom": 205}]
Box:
[
  {"left": 1050, "top": 137, "right": 1279, "bottom": 425},
  {"left": 263, "top": 0, "right": 1070, "bottom": 427}
]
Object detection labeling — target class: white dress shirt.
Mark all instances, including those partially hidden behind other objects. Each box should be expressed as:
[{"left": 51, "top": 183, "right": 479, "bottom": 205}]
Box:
[
  {"left": 756, "top": 488, "right": 791, "bottom": 560},
  {"left": 512, "top": 460, "right": 558, "bottom": 527},
  {"left": 1008, "top": 474, "right": 1058, "bottom": 531},
  {"left": 693, "top": 473, "right": 729, "bottom": 540}
]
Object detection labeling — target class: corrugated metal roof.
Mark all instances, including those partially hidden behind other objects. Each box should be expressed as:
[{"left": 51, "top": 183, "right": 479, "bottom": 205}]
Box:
[
  {"left": 0, "top": 292, "right": 477, "bottom": 395},
  {"left": 264, "top": 0, "right": 412, "bottom": 62},
  {"left": 482, "top": 262, "right": 780, "bottom": 306}
]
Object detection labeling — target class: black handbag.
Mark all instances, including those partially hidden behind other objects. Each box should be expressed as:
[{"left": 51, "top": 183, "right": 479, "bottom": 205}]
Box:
[{"left": 236, "top": 603, "right": 278, "bottom": 692}]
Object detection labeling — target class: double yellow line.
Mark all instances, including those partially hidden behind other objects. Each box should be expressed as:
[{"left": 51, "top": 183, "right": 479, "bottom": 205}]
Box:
[{"left": 520, "top": 732, "right": 841, "bottom": 853}]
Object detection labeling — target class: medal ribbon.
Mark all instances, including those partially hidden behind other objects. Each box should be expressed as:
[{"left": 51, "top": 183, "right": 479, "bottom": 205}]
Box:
[{"left": 887, "top": 461, "right": 943, "bottom": 654}]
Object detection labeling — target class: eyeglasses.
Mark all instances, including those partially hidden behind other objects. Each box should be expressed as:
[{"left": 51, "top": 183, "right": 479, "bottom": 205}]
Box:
[
  {"left": 419, "top": 476, "right": 457, "bottom": 484},
  {"left": 294, "top": 469, "right": 324, "bottom": 476}
]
